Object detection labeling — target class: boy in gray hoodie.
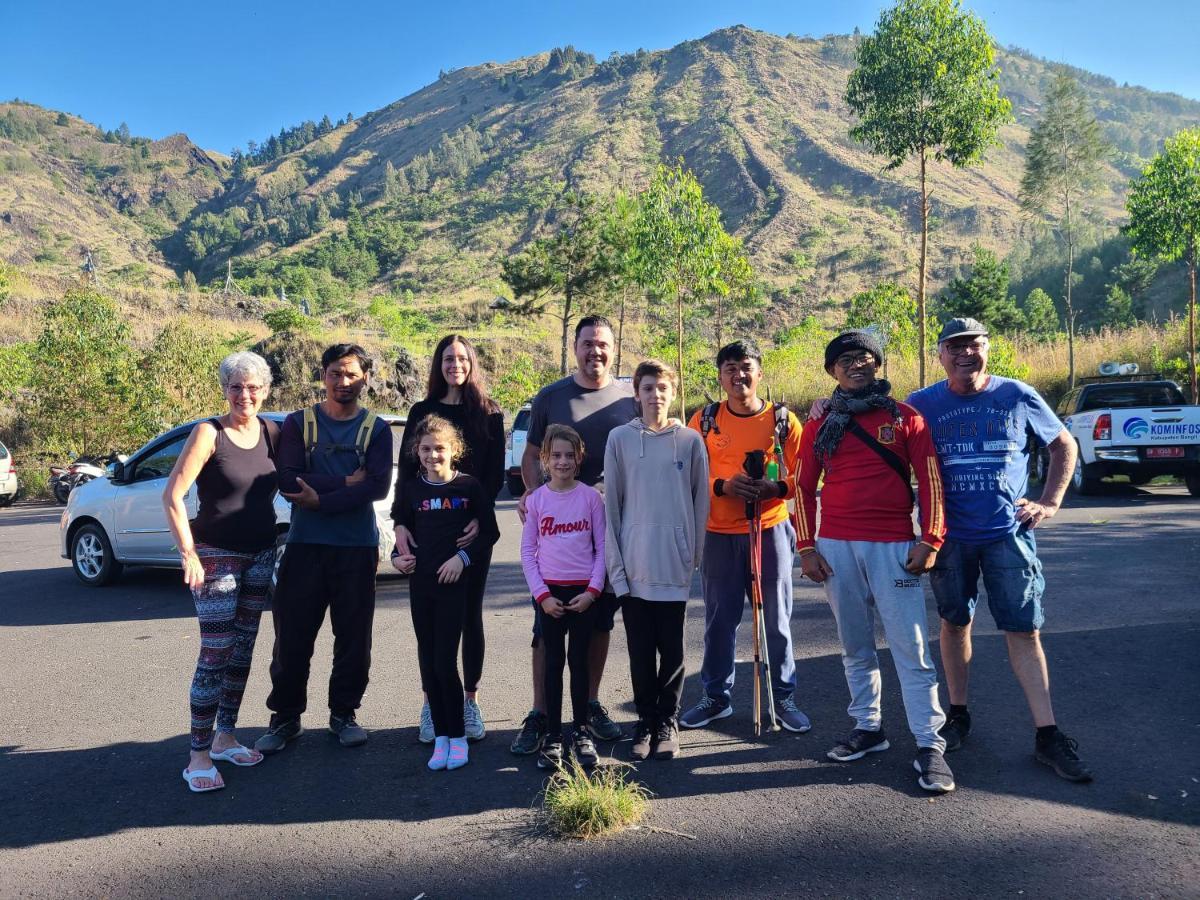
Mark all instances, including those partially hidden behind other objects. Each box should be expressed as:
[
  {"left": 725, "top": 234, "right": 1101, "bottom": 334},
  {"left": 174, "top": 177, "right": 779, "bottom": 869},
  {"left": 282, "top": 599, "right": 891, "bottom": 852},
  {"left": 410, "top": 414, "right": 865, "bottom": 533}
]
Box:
[{"left": 603, "top": 360, "right": 709, "bottom": 760}]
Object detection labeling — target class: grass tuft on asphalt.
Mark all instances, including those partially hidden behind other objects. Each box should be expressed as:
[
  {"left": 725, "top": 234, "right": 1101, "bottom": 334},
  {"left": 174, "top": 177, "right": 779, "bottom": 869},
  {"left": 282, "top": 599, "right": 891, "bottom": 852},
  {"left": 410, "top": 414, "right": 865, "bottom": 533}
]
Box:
[{"left": 541, "top": 761, "right": 650, "bottom": 839}]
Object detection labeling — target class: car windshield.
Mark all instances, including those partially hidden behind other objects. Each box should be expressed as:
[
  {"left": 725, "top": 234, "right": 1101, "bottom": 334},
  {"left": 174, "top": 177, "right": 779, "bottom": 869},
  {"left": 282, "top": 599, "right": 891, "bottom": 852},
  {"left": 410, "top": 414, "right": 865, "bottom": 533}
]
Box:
[
  {"left": 513, "top": 409, "right": 531, "bottom": 431},
  {"left": 1079, "top": 384, "right": 1186, "bottom": 411},
  {"left": 0, "top": 442, "right": 8, "bottom": 460}
]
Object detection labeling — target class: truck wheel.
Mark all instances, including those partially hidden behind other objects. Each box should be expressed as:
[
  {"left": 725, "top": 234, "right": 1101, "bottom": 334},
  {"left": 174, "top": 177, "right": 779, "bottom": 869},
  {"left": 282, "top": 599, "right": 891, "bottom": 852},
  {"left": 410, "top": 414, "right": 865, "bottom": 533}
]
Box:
[
  {"left": 1033, "top": 451, "right": 1049, "bottom": 484},
  {"left": 1186, "top": 473, "right": 1200, "bottom": 497},
  {"left": 1070, "top": 456, "right": 1103, "bottom": 496},
  {"left": 506, "top": 474, "right": 525, "bottom": 498}
]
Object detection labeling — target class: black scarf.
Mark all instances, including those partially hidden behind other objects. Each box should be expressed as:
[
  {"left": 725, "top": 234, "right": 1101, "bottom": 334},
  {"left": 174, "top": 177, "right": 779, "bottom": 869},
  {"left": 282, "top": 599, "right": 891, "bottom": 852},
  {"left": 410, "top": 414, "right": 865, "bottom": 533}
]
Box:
[{"left": 814, "top": 379, "right": 900, "bottom": 464}]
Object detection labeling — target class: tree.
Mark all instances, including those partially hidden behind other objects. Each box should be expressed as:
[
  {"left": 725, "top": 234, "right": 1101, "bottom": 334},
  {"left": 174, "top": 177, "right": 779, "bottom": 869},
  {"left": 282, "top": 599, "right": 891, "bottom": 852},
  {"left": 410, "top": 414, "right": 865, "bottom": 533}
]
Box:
[
  {"left": 1019, "top": 73, "right": 1110, "bottom": 388},
  {"left": 382, "top": 160, "right": 404, "bottom": 201},
  {"left": 845, "top": 281, "right": 919, "bottom": 373},
  {"left": 1126, "top": 128, "right": 1200, "bottom": 402},
  {"left": 140, "top": 322, "right": 227, "bottom": 427},
  {"left": 1098, "top": 283, "right": 1134, "bottom": 330},
  {"left": 939, "top": 246, "right": 1025, "bottom": 333},
  {"left": 845, "top": 0, "right": 1011, "bottom": 386},
  {"left": 1022, "top": 287, "right": 1060, "bottom": 340},
  {"left": 599, "top": 190, "right": 641, "bottom": 376},
  {"left": 633, "top": 163, "right": 748, "bottom": 418},
  {"left": 501, "top": 192, "right": 613, "bottom": 375}
]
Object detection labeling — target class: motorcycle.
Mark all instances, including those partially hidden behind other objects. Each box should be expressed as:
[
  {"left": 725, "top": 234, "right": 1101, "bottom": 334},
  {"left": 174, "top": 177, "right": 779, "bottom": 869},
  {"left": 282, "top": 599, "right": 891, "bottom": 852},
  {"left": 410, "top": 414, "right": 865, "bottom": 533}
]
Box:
[{"left": 49, "top": 465, "right": 71, "bottom": 504}]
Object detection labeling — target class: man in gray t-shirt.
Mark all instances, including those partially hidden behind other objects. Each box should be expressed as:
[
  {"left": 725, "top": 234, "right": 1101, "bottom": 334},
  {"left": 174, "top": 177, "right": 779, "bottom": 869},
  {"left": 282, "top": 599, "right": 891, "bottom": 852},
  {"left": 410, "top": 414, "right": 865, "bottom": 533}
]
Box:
[{"left": 511, "top": 316, "right": 636, "bottom": 757}]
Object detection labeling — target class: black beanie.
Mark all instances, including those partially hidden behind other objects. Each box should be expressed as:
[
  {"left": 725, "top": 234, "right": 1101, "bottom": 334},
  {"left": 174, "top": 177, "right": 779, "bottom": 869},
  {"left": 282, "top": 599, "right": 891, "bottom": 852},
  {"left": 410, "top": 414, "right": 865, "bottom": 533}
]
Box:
[{"left": 824, "top": 330, "right": 884, "bottom": 371}]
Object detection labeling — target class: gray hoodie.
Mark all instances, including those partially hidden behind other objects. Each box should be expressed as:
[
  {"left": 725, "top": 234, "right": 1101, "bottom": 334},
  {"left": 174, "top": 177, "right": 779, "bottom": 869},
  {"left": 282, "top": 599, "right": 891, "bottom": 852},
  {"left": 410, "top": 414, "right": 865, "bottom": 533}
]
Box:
[{"left": 602, "top": 417, "right": 710, "bottom": 602}]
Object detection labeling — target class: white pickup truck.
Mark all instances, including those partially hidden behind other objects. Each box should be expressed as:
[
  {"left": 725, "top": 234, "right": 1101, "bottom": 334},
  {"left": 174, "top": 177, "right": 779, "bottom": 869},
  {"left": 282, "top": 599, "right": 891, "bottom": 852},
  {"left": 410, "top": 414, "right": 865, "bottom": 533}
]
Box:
[{"left": 1047, "top": 378, "right": 1200, "bottom": 496}]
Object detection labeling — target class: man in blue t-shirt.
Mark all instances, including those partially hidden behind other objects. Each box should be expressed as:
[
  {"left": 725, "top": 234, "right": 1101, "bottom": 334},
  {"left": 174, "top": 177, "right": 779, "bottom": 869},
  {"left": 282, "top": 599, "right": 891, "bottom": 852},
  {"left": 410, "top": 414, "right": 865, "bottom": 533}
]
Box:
[
  {"left": 907, "top": 318, "right": 1092, "bottom": 783},
  {"left": 254, "top": 343, "right": 393, "bottom": 755}
]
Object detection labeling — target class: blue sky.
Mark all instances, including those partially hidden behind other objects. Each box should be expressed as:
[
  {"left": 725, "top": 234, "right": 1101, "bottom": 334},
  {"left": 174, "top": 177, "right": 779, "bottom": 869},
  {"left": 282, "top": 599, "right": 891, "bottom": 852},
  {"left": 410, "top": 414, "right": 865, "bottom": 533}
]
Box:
[{"left": 5, "top": 0, "right": 1197, "bottom": 153}]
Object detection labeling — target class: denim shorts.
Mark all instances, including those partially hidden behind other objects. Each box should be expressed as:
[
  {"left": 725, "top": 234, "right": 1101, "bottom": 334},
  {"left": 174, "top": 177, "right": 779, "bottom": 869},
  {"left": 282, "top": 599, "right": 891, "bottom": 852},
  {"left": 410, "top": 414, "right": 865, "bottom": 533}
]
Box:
[
  {"left": 530, "top": 590, "right": 620, "bottom": 646},
  {"left": 929, "top": 528, "right": 1046, "bottom": 632}
]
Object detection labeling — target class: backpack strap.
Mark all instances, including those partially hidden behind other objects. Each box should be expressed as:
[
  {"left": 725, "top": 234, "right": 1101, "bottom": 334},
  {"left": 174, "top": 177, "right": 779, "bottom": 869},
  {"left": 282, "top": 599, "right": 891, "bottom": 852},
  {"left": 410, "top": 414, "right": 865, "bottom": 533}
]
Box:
[
  {"left": 771, "top": 402, "right": 790, "bottom": 478},
  {"left": 354, "top": 411, "right": 378, "bottom": 468},
  {"left": 302, "top": 405, "right": 319, "bottom": 470},
  {"left": 699, "top": 402, "right": 721, "bottom": 441},
  {"left": 845, "top": 419, "right": 915, "bottom": 503}
]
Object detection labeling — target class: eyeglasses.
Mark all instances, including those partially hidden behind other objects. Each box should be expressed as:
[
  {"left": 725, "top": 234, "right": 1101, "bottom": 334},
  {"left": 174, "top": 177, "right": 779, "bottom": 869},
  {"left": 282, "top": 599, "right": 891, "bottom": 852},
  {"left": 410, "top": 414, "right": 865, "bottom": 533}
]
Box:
[
  {"left": 835, "top": 353, "right": 875, "bottom": 369},
  {"left": 942, "top": 341, "right": 988, "bottom": 357},
  {"left": 227, "top": 383, "right": 265, "bottom": 395}
]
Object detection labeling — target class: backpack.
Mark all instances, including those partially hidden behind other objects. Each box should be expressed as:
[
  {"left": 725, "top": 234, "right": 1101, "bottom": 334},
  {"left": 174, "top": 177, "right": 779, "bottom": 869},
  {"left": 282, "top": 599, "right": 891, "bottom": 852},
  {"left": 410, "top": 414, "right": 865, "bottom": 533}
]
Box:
[
  {"left": 301, "top": 404, "right": 378, "bottom": 470},
  {"left": 699, "top": 401, "right": 793, "bottom": 480}
]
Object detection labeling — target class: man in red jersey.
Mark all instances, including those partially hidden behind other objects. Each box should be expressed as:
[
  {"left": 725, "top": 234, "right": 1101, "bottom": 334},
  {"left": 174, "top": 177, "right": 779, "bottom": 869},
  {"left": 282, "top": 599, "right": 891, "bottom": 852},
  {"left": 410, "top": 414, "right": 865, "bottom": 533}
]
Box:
[{"left": 796, "top": 330, "right": 954, "bottom": 794}]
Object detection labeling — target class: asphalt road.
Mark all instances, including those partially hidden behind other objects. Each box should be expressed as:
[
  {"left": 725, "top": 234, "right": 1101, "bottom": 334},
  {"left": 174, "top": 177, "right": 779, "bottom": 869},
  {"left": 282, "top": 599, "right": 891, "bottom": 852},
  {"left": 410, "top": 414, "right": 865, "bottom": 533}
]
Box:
[{"left": 1, "top": 485, "right": 1198, "bottom": 898}]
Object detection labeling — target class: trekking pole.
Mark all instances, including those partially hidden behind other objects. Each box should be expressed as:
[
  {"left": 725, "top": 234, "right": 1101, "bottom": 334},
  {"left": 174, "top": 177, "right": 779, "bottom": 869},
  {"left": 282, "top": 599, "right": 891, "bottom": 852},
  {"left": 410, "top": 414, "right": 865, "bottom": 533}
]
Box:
[
  {"left": 748, "top": 507, "right": 763, "bottom": 736},
  {"left": 749, "top": 506, "right": 780, "bottom": 732}
]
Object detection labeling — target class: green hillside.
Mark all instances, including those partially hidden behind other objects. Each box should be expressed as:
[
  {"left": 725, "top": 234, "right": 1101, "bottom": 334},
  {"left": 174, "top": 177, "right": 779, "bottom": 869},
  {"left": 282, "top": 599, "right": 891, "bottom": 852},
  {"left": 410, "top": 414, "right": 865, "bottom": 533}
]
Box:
[{"left": 3, "top": 26, "right": 1199, "bottom": 315}]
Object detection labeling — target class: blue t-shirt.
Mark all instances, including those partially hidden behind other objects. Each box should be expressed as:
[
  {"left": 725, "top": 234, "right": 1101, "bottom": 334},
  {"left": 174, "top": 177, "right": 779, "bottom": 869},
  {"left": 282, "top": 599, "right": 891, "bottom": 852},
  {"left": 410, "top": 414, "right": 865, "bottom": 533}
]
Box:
[{"left": 907, "top": 376, "right": 1062, "bottom": 544}]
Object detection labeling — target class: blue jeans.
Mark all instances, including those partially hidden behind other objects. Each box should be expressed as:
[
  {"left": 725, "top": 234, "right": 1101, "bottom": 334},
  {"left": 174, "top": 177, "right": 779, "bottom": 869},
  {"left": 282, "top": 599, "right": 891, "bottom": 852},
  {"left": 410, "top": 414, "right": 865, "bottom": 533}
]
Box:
[
  {"left": 930, "top": 528, "right": 1046, "bottom": 632},
  {"left": 699, "top": 521, "right": 797, "bottom": 702}
]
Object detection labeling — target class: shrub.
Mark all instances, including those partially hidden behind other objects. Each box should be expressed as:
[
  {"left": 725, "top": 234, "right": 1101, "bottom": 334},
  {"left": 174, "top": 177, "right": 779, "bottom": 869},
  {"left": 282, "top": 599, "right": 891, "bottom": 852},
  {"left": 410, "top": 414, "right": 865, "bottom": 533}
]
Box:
[
  {"left": 541, "top": 762, "right": 649, "bottom": 840},
  {"left": 263, "top": 306, "right": 318, "bottom": 334}
]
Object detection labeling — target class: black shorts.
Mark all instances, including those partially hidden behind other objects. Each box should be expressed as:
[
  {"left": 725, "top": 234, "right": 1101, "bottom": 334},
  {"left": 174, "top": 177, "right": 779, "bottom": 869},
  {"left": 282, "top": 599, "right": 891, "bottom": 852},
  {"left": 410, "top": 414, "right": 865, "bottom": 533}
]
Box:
[{"left": 530, "top": 590, "right": 620, "bottom": 647}]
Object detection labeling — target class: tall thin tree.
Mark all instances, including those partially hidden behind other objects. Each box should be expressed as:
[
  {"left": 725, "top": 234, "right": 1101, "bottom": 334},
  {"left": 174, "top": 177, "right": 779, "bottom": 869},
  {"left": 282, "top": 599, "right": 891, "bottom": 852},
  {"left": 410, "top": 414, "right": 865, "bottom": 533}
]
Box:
[
  {"left": 846, "top": 0, "right": 1011, "bottom": 386},
  {"left": 1019, "top": 73, "right": 1110, "bottom": 389}
]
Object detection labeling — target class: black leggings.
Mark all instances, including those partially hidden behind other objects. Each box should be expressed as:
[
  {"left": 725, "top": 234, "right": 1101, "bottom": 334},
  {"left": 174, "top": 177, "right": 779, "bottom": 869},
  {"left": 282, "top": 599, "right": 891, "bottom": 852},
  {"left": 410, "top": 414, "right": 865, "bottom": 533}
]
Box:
[
  {"left": 410, "top": 572, "right": 468, "bottom": 738},
  {"left": 537, "top": 583, "right": 599, "bottom": 737},
  {"left": 462, "top": 545, "right": 491, "bottom": 693},
  {"left": 622, "top": 597, "right": 687, "bottom": 725}
]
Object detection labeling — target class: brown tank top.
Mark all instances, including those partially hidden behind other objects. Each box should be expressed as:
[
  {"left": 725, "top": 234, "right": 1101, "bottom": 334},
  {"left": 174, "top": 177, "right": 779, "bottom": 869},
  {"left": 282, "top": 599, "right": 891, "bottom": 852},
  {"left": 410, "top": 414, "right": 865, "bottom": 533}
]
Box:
[{"left": 190, "top": 418, "right": 279, "bottom": 553}]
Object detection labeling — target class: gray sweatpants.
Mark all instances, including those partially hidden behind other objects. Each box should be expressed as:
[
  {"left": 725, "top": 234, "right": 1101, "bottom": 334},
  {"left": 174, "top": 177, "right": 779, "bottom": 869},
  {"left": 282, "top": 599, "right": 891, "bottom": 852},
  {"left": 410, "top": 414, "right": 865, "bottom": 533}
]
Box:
[{"left": 817, "top": 538, "right": 946, "bottom": 751}]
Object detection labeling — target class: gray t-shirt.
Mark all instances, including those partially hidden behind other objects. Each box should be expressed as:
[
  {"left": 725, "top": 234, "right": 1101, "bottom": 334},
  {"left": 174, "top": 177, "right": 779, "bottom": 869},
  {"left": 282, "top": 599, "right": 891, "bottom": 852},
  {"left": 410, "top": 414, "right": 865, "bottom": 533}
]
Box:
[{"left": 527, "top": 375, "right": 637, "bottom": 486}]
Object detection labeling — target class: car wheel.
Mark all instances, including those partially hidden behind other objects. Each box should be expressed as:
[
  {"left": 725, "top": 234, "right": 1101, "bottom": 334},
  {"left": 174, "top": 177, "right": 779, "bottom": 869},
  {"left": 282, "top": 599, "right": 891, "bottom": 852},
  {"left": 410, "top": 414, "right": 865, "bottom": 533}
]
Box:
[
  {"left": 1033, "top": 450, "right": 1049, "bottom": 484},
  {"left": 1185, "top": 473, "right": 1200, "bottom": 497},
  {"left": 1070, "top": 454, "right": 1102, "bottom": 496},
  {"left": 71, "top": 523, "right": 123, "bottom": 586},
  {"left": 0, "top": 494, "right": 14, "bottom": 508},
  {"left": 506, "top": 474, "right": 525, "bottom": 498}
]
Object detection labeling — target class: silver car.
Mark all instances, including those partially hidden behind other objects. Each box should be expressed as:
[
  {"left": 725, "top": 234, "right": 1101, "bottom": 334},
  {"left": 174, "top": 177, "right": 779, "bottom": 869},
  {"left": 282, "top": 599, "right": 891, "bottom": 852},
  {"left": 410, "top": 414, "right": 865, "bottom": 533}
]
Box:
[
  {"left": 0, "top": 440, "right": 17, "bottom": 506},
  {"left": 60, "top": 412, "right": 405, "bottom": 586}
]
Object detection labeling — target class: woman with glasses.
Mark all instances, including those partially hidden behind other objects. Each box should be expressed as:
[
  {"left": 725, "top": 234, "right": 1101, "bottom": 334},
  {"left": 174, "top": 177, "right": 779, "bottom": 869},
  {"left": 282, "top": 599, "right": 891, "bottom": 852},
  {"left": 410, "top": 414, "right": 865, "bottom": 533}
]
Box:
[{"left": 163, "top": 351, "right": 280, "bottom": 793}]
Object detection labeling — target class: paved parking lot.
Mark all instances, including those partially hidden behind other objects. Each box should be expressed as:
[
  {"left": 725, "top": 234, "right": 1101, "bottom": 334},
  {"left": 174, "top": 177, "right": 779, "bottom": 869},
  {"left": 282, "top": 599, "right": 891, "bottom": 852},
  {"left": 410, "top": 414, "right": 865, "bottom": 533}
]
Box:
[{"left": 1, "top": 486, "right": 1198, "bottom": 898}]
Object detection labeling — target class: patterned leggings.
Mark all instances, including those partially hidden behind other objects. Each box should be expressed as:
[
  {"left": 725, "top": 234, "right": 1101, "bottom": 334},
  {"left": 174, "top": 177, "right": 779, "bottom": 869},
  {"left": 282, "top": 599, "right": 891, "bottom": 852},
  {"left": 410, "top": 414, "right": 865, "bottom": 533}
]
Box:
[{"left": 188, "top": 542, "right": 274, "bottom": 752}]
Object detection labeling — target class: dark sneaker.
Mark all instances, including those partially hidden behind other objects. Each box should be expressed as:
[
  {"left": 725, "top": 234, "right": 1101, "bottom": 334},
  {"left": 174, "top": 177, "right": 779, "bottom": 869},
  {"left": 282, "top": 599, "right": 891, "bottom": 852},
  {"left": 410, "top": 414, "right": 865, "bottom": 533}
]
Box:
[
  {"left": 680, "top": 695, "right": 733, "bottom": 729},
  {"left": 914, "top": 747, "right": 956, "bottom": 793},
  {"left": 1035, "top": 730, "right": 1093, "bottom": 783},
  {"left": 826, "top": 728, "right": 890, "bottom": 762},
  {"left": 774, "top": 696, "right": 812, "bottom": 733},
  {"left": 538, "top": 736, "right": 564, "bottom": 770},
  {"left": 654, "top": 719, "right": 680, "bottom": 760},
  {"left": 587, "top": 700, "right": 623, "bottom": 741},
  {"left": 940, "top": 709, "right": 972, "bottom": 753},
  {"left": 571, "top": 727, "right": 599, "bottom": 767},
  {"left": 510, "top": 710, "right": 548, "bottom": 755},
  {"left": 630, "top": 720, "right": 653, "bottom": 761},
  {"left": 329, "top": 713, "right": 368, "bottom": 748},
  {"left": 254, "top": 718, "right": 303, "bottom": 755}
]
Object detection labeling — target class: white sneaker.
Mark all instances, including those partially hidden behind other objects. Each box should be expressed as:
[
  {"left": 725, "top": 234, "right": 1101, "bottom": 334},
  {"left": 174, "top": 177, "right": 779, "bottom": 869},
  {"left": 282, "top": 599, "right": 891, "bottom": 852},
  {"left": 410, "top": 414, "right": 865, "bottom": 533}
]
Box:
[
  {"left": 418, "top": 700, "right": 434, "bottom": 744},
  {"left": 464, "top": 697, "right": 486, "bottom": 741}
]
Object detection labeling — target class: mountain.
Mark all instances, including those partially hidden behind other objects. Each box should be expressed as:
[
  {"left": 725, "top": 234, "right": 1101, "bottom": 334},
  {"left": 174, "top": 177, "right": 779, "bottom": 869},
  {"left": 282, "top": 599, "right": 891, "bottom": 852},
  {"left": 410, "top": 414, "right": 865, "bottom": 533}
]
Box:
[{"left": 3, "top": 27, "right": 1199, "bottom": 311}]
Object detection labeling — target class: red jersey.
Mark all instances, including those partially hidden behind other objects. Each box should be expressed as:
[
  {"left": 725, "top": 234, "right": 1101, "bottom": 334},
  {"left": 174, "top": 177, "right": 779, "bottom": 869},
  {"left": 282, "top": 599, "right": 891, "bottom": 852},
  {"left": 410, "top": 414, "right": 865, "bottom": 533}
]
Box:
[{"left": 795, "top": 402, "right": 945, "bottom": 550}]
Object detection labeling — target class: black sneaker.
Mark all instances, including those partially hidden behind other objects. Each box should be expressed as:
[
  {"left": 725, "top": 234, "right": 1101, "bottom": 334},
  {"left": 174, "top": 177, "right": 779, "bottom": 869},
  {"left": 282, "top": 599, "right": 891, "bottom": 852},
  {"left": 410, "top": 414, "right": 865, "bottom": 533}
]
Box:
[
  {"left": 510, "top": 710, "right": 548, "bottom": 755},
  {"left": 630, "top": 720, "right": 653, "bottom": 761},
  {"left": 253, "top": 718, "right": 303, "bottom": 755},
  {"left": 680, "top": 695, "right": 733, "bottom": 728},
  {"left": 940, "top": 709, "right": 972, "bottom": 753},
  {"left": 538, "top": 736, "right": 564, "bottom": 770},
  {"left": 329, "top": 713, "right": 368, "bottom": 748},
  {"left": 654, "top": 718, "right": 680, "bottom": 760},
  {"left": 1035, "top": 730, "right": 1093, "bottom": 783},
  {"left": 587, "top": 700, "right": 623, "bottom": 741},
  {"left": 914, "top": 747, "right": 956, "bottom": 793},
  {"left": 826, "top": 728, "right": 890, "bottom": 762},
  {"left": 571, "top": 727, "right": 599, "bottom": 767}
]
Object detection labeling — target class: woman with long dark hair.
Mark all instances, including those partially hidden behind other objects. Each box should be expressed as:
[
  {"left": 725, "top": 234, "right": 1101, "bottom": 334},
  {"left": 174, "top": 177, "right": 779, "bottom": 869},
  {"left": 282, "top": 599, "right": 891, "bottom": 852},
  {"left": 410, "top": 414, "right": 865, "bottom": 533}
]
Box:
[{"left": 395, "top": 334, "right": 504, "bottom": 743}]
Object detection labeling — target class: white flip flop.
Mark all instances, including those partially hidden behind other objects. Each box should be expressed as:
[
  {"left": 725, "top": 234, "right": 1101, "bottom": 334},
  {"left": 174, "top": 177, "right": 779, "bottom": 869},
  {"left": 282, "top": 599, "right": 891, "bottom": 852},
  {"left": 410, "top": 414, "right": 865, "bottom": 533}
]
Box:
[
  {"left": 182, "top": 766, "right": 225, "bottom": 793},
  {"left": 209, "top": 744, "right": 264, "bottom": 767}
]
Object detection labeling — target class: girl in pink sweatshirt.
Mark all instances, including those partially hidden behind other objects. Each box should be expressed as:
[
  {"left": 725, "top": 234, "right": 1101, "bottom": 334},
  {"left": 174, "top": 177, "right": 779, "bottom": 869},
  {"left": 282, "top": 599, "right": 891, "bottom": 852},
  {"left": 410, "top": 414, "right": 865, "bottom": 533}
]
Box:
[{"left": 520, "top": 424, "right": 607, "bottom": 770}]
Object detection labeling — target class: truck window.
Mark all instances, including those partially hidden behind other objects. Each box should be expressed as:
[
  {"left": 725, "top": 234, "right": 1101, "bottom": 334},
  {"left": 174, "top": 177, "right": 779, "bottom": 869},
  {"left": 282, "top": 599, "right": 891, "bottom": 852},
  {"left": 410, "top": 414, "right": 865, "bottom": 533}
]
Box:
[{"left": 1078, "top": 384, "right": 1186, "bottom": 412}]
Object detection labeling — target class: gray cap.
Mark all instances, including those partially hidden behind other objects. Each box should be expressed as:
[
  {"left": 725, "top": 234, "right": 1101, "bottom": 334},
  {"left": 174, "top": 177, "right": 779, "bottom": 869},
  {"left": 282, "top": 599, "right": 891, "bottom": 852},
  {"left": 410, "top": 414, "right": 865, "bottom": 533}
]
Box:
[{"left": 938, "top": 317, "right": 989, "bottom": 344}]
